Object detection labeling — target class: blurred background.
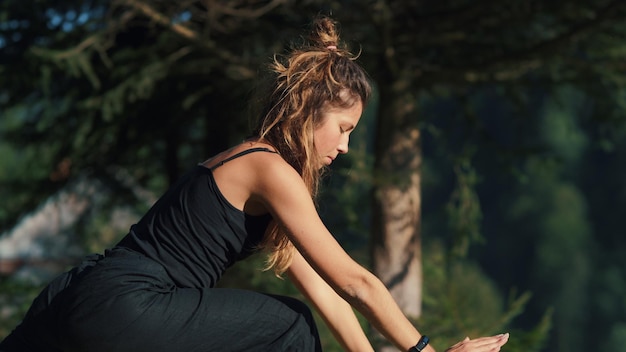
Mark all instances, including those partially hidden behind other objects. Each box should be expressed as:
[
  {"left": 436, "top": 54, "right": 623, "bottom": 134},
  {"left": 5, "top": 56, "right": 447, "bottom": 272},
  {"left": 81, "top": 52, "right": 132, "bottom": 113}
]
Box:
[{"left": 1, "top": 1, "right": 625, "bottom": 351}]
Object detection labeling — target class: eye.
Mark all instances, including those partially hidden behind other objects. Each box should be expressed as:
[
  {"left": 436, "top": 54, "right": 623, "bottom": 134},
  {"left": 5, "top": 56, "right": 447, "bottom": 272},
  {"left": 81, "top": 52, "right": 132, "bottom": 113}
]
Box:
[{"left": 340, "top": 124, "right": 355, "bottom": 134}]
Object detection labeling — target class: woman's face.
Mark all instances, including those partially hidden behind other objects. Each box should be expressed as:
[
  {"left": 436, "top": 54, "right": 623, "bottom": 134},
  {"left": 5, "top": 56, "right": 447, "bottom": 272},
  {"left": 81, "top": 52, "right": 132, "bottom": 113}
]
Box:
[{"left": 313, "top": 100, "right": 363, "bottom": 166}]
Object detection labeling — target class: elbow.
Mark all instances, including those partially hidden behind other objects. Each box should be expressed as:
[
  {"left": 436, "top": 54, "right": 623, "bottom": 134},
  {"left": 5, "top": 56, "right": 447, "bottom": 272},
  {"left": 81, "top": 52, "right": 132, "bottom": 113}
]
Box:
[{"left": 338, "top": 270, "right": 380, "bottom": 310}]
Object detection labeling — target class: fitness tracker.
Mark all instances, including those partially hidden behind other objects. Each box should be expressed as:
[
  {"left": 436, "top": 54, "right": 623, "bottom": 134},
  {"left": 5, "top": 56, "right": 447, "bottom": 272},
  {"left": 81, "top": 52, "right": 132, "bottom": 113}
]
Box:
[{"left": 408, "top": 335, "right": 429, "bottom": 352}]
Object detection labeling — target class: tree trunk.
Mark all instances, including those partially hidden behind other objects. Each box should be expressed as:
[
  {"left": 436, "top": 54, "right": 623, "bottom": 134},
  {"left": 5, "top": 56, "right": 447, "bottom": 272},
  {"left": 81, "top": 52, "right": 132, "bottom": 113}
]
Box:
[{"left": 371, "top": 78, "right": 422, "bottom": 350}]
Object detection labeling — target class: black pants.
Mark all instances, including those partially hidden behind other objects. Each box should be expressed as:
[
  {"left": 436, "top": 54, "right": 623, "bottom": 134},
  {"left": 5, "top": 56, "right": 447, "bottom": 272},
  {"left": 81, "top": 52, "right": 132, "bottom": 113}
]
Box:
[{"left": 0, "top": 248, "right": 321, "bottom": 352}]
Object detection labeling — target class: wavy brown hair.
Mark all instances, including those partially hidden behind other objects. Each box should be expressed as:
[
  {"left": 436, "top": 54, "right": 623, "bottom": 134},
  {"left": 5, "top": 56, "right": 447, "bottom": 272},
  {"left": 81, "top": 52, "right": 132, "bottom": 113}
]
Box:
[{"left": 251, "top": 16, "right": 372, "bottom": 275}]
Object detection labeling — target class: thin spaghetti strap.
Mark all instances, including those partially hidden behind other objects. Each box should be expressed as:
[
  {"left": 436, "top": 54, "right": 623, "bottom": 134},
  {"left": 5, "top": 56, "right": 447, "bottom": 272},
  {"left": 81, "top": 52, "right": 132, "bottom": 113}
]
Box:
[{"left": 209, "top": 147, "right": 278, "bottom": 171}]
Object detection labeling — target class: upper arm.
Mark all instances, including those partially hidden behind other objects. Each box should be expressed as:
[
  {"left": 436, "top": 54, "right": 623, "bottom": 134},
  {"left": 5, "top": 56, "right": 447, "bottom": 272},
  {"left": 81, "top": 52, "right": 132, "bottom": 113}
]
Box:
[{"left": 254, "top": 157, "right": 368, "bottom": 296}]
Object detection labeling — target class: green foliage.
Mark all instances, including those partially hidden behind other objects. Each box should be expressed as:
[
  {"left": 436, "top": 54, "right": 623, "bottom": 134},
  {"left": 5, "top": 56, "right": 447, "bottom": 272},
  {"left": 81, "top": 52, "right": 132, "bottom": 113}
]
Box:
[
  {"left": 0, "top": 278, "right": 45, "bottom": 339},
  {"left": 602, "top": 322, "right": 626, "bottom": 351},
  {"left": 0, "top": 110, "right": 61, "bottom": 229},
  {"left": 419, "top": 241, "right": 550, "bottom": 352},
  {"left": 446, "top": 157, "right": 484, "bottom": 259},
  {"left": 504, "top": 91, "right": 594, "bottom": 352}
]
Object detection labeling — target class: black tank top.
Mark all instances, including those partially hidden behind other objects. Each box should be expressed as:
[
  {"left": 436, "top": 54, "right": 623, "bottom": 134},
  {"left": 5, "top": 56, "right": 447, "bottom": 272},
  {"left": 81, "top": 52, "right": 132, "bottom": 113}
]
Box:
[{"left": 116, "top": 148, "right": 277, "bottom": 288}]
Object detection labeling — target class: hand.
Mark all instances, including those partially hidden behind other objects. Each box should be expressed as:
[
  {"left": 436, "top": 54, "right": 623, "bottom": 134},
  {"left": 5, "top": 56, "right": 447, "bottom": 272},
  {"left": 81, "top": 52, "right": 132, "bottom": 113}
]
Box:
[{"left": 445, "top": 333, "right": 509, "bottom": 352}]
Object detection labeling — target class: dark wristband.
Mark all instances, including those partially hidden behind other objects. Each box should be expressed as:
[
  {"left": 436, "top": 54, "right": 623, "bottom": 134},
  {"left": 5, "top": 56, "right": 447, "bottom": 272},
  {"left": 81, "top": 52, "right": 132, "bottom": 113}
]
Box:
[{"left": 408, "top": 335, "right": 429, "bottom": 352}]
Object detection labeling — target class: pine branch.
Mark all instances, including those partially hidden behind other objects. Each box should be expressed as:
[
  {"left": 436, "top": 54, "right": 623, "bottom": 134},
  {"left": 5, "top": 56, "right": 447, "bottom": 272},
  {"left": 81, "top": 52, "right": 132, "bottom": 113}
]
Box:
[
  {"left": 122, "top": 0, "right": 200, "bottom": 41},
  {"left": 497, "top": 0, "right": 625, "bottom": 63},
  {"left": 426, "top": 1, "right": 626, "bottom": 84},
  {"left": 114, "top": 0, "right": 256, "bottom": 78},
  {"left": 206, "top": 0, "right": 287, "bottom": 19}
]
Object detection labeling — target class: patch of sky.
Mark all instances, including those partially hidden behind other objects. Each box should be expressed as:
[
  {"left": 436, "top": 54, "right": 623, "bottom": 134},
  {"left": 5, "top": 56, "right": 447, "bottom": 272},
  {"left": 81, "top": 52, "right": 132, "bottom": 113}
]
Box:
[
  {"left": 66, "top": 10, "right": 77, "bottom": 21},
  {"left": 77, "top": 13, "right": 89, "bottom": 25},
  {"left": 45, "top": 8, "right": 81, "bottom": 31},
  {"left": 0, "top": 21, "right": 22, "bottom": 46},
  {"left": 62, "top": 22, "right": 74, "bottom": 32},
  {"left": 172, "top": 10, "right": 192, "bottom": 24},
  {"left": 1, "top": 19, "right": 29, "bottom": 30},
  {"left": 48, "top": 5, "right": 105, "bottom": 31},
  {"left": 46, "top": 8, "right": 63, "bottom": 29}
]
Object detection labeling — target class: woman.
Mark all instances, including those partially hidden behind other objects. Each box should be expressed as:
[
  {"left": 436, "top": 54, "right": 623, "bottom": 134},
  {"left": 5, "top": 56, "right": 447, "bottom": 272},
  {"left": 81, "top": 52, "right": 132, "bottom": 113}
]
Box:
[{"left": 0, "top": 16, "right": 509, "bottom": 352}]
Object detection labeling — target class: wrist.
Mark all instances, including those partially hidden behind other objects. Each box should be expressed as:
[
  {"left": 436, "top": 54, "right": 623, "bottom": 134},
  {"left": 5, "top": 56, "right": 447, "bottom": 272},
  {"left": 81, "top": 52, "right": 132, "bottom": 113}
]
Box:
[{"left": 408, "top": 335, "right": 429, "bottom": 352}]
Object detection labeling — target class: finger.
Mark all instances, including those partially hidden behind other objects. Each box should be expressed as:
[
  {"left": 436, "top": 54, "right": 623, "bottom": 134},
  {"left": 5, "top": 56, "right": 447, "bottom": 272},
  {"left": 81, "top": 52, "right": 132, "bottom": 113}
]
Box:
[
  {"left": 448, "top": 336, "right": 472, "bottom": 350},
  {"left": 468, "top": 333, "right": 509, "bottom": 349},
  {"left": 471, "top": 333, "right": 508, "bottom": 342},
  {"left": 447, "top": 333, "right": 508, "bottom": 352}
]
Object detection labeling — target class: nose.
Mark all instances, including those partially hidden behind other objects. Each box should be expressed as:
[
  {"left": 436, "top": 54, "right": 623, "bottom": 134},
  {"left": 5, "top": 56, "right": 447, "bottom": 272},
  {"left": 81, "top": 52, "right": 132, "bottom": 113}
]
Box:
[{"left": 338, "top": 134, "right": 349, "bottom": 154}]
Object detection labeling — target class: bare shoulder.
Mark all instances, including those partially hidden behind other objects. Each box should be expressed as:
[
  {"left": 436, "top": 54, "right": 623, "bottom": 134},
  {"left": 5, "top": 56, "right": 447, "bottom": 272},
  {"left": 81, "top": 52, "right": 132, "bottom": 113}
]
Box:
[
  {"left": 223, "top": 141, "right": 297, "bottom": 178},
  {"left": 226, "top": 144, "right": 312, "bottom": 213},
  {"left": 248, "top": 148, "right": 305, "bottom": 195},
  {"left": 197, "top": 141, "right": 300, "bottom": 214},
  {"left": 205, "top": 140, "right": 306, "bottom": 199}
]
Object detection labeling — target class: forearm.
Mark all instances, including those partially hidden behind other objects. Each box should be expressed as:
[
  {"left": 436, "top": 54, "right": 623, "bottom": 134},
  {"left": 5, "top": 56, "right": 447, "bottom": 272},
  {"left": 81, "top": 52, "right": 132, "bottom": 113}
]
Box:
[
  {"left": 314, "top": 296, "right": 374, "bottom": 352},
  {"left": 341, "top": 272, "right": 435, "bottom": 352},
  {"left": 286, "top": 251, "right": 374, "bottom": 351}
]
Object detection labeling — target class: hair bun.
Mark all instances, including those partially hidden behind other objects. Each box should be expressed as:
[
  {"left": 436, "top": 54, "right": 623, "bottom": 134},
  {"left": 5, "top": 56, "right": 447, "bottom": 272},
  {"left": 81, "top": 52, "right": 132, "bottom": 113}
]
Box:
[{"left": 309, "top": 16, "right": 340, "bottom": 51}]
